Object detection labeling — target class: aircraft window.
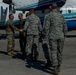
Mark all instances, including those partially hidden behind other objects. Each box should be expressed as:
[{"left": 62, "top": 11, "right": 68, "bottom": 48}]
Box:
[
  {"left": 60, "top": 10, "right": 62, "bottom": 13},
  {"left": 13, "top": 10, "right": 16, "bottom": 14},
  {"left": 66, "top": 5, "right": 73, "bottom": 13},
  {"left": 22, "top": 11, "right": 25, "bottom": 14},
  {"left": 68, "top": 10, "right": 71, "bottom": 13}
]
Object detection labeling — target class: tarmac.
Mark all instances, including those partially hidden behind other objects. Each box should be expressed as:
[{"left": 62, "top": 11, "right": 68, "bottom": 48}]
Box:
[{"left": 0, "top": 30, "right": 76, "bottom": 75}]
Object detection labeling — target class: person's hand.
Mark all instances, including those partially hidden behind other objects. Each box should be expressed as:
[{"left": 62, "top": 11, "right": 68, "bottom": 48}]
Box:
[{"left": 19, "top": 29, "right": 23, "bottom": 32}]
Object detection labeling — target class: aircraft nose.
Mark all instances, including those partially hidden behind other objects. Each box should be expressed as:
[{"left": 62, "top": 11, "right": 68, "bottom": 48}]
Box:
[{"left": 2, "top": 0, "right": 12, "bottom": 4}]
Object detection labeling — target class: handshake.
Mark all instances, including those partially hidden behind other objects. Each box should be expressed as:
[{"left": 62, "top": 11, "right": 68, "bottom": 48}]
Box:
[
  {"left": 19, "top": 29, "right": 27, "bottom": 37},
  {"left": 19, "top": 29, "right": 23, "bottom": 32}
]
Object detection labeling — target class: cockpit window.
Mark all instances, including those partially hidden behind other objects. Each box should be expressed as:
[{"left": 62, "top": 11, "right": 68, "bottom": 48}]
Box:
[
  {"left": 66, "top": 5, "right": 73, "bottom": 13},
  {"left": 60, "top": 10, "right": 62, "bottom": 13},
  {"left": 68, "top": 10, "right": 71, "bottom": 13}
]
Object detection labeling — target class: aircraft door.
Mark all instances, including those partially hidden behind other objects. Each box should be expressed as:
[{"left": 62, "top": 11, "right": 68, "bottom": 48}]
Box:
[{"left": 0, "top": 6, "right": 8, "bottom": 22}]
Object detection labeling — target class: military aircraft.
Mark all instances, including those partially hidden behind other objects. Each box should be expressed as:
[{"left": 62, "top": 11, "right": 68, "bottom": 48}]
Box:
[
  {"left": 2, "top": 0, "right": 65, "bottom": 10},
  {"left": 0, "top": 1, "right": 28, "bottom": 28},
  {"left": 1, "top": 0, "right": 76, "bottom": 30}
]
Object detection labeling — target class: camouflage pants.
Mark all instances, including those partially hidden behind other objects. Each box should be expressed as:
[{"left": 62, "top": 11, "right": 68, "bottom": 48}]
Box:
[
  {"left": 42, "top": 36, "right": 50, "bottom": 59},
  {"left": 49, "top": 39, "right": 64, "bottom": 66},
  {"left": 26, "top": 35, "right": 39, "bottom": 57},
  {"left": 7, "top": 34, "right": 15, "bottom": 52},
  {"left": 19, "top": 32, "right": 26, "bottom": 53}
]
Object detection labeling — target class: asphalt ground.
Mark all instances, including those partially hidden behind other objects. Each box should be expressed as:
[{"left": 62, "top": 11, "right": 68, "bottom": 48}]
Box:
[{"left": 0, "top": 30, "right": 76, "bottom": 75}]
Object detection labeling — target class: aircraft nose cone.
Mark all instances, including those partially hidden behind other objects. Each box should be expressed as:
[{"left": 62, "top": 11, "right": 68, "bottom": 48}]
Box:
[{"left": 2, "top": 0, "right": 12, "bottom": 4}]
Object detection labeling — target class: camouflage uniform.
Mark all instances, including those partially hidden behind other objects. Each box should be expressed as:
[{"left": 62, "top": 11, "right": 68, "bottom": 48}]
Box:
[
  {"left": 42, "top": 13, "right": 51, "bottom": 60},
  {"left": 24, "top": 14, "right": 42, "bottom": 59},
  {"left": 6, "top": 19, "right": 19, "bottom": 52},
  {"left": 44, "top": 10, "right": 67, "bottom": 67},
  {"left": 19, "top": 19, "right": 26, "bottom": 53}
]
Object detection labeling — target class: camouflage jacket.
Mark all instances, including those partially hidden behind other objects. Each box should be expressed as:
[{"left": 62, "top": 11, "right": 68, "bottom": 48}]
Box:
[
  {"left": 43, "top": 12, "right": 52, "bottom": 36},
  {"left": 44, "top": 10, "right": 67, "bottom": 39},
  {"left": 6, "top": 19, "right": 19, "bottom": 35},
  {"left": 19, "top": 19, "right": 25, "bottom": 29},
  {"left": 24, "top": 14, "right": 42, "bottom": 35}
]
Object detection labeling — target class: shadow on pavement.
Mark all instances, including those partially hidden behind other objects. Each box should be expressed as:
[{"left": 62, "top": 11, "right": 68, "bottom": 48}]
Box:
[
  {"left": 25, "top": 60, "right": 54, "bottom": 74},
  {"left": 0, "top": 34, "right": 19, "bottom": 39},
  {"left": 0, "top": 51, "right": 7, "bottom": 55},
  {"left": 12, "top": 53, "right": 26, "bottom": 61},
  {"left": 66, "top": 35, "right": 76, "bottom": 38},
  {"left": 0, "top": 50, "right": 19, "bottom": 55}
]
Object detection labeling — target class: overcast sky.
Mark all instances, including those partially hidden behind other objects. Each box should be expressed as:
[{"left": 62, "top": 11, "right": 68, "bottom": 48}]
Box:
[
  {"left": 0, "top": 0, "right": 2, "bottom": 2},
  {"left": 68, "top": 0, "right": 75, "bottom": 4}
]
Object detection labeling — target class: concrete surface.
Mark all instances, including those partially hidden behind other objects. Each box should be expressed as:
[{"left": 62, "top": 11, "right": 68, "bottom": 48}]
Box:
[{"left": 0, "top": 30, "right": 76, "bottom": 75}]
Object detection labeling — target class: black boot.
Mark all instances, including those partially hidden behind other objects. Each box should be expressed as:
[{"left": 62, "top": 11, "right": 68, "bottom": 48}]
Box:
[
  {"left": 57, "top": 65, "right": 61, "bottom": 72},
  {"left": 45, "top": 58, "right": 52, "bottom": 68},
  {"left": 26, "top": 53, "right": 33, "bottom": 62}
]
